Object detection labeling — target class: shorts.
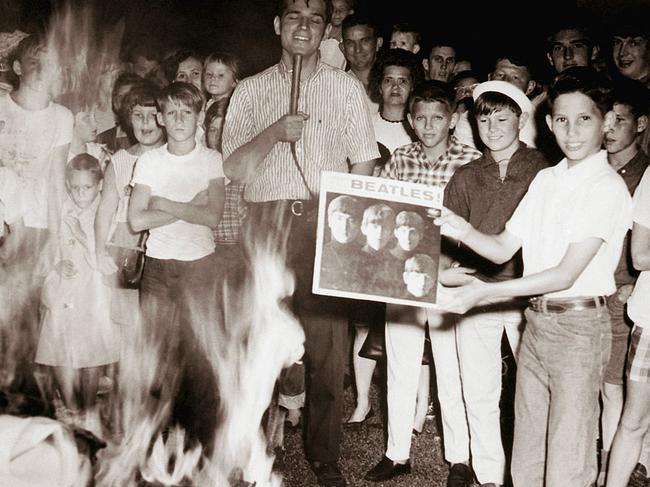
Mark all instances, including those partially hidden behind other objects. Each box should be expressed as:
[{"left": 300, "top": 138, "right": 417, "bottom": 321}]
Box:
[
  {"left": 603, "top": 293, "right": 632, "bottom": 385},
  {"left": 627, "top": 325, "right": 650, "bottom": 384}
]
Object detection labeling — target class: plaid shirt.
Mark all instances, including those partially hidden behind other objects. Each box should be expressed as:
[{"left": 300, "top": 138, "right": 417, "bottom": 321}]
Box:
[
  {"left": 379, "top": 136, "right": 481, "bottom": 189},
  {"left": 214, "top": 182, "right": 246, "bottom": 244}
]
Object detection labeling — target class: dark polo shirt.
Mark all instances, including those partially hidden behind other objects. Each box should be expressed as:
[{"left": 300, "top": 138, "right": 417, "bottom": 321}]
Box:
[{"left": 443, "top": 144, "right": 549, "bottom": 282}]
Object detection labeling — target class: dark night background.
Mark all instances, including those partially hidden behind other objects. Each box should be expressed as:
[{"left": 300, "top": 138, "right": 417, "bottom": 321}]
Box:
[{"left": 1, "top": 0, "right": 649, "bottom": 82}]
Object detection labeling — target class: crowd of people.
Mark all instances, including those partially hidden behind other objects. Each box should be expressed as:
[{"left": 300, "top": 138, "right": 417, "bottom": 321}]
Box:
[{"left": 1, "top": 0, "right": 650, "bottom": 486}]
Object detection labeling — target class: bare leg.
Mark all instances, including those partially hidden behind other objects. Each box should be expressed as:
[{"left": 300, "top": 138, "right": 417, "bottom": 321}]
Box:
[
  {"left": 413, "top": 364, "right": 430, "bottom": 433},
  {"left": 80, "top": 366, "right": 101, "bottom": 409},
  {"left": 599, "top": 382, "right": 624, "bottom": 485},
  {"left": 52, "top": 366, "right": 78, "bottom": 410},
  {"left": 348, "top": 326, "right": 375, "bottom": 422},
  {"left": 606, "top": 380, "right": 650, "bottom": 487}
]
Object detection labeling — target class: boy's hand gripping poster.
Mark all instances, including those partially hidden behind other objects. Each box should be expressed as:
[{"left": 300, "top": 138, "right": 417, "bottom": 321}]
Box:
[{"left": 313, "top": 171, "right": 442, "bottom": 308}]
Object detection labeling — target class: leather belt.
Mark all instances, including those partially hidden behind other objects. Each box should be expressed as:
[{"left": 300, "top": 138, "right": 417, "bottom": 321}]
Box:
[
  {"left": 528, "top": 296, "right": 607, "bottom": 314},
  {"left": 247, "top": 199, "right": 317, "bottom": 217}
]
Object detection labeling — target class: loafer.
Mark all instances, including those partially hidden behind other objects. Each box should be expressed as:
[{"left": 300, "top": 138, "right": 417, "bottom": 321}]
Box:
[
  {"left": 364, "top": 455, "right": 411, "bottom": 482},
  {"left": 447, "top": 462, "right": 473, "bottom": 487},
  {"left": 311, "top": 461, "right": 347, "bottom": 487}
]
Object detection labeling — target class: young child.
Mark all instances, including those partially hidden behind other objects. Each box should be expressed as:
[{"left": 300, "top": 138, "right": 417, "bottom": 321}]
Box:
[
  {"left": 365, "top": 80, "right": 481, "bottom": 484},
  {"left": 65, "top": 99, "right": 111, "bottom": 169},
  {"left": 443, "top": 80, "right": 549, "bottom": 487},
  {"left": 202, "top": 51, "right": 240, "bottom": 111},
  {"left": 435, "top": 66, "right": 633, "bottom": 486},
  {"left": 319, "top": 0, "right": 354, "bottom": 69},
  {"left": 598, "top": 76, "right": 650, "bottom": 486},
  {"left": 128, "top": 81, "right": 226, "bottom": 451},
  {"left": 389, "top": 23, "right": 421, "bottom": 54},
  {"left": 35, "top": 153, "right": 117, "bottom": 436}
]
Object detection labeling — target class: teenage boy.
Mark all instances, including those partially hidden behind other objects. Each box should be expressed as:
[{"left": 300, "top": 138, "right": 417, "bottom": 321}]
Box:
[
  {"left": 128, "top": 81, "right": 226, "bottom": 452},
  {"left": 444, "top": 80, "right": 549, "bottom": 487},
  {"left": 434, "top": 66, "right": 633, "bottom": 487},
  {"left": 599, "top": 76, "right": 650, "bottom": 485},
  {"left": 365, "top": 81, "right": 480, "bottom": 484},
  {"left": 423, "top": 41, "right": 457, "bottom": 83},
  {"left": 222, "top": 0, "right": 378, "bottom": 485},
  {"left": 546, "top": 20, "right": 600, "bottom": 74}
]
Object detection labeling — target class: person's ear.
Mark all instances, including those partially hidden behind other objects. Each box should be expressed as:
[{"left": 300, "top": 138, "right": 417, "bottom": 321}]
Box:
[
  {"left": 12, "top": 60, "right": 21, "bottom": 76},
  {"left": 545, "top": 113, "right": 553, "bottom": 132},
  {"left": 422, "top": 58, "right": 429, "bottom": 73},
  {"left": 449, "top": 111, "right": 459, "bottom": 130},
  {"left": 273, "top": 16, "right": 281, "bottom": 36},
  {"left": 156, "top": 112, "right": 165, "bottom": 126},
  {"left": 525, "top": 80, "right": 536, "bottom": 96},
  {"left": 603, "top": 110, "right": 616, "bottom": 133},
  {"left": 637, "top": 114, "right": 648, "bottom": 134},
  {"left": 413, "top": 44, "right": 421, "bottom": 55},
  {"left": 546, "top": 52, "right": 554, "bottom": 68},
  {"left": 591, "top": 45, "right": 601, "bottom": 62},
  {"left": 518, "top": 112, "right": 530, "bottom": 131},
  {"left": 376, "top": 37, "right": 383, "bottom": 51}
]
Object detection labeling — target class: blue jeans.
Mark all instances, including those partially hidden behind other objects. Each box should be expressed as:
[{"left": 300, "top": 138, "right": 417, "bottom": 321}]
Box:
[
  {"left": 511, "top": 306, "right": 611, "bottom": 487},
  {"left": 140, "top": 253, "right": 221, "bottom": 452}
]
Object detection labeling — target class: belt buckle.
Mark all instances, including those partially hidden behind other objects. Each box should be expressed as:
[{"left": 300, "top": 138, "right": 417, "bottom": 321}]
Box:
[{"left": 291, "top": 200, "right": 304, "bottom": 216}]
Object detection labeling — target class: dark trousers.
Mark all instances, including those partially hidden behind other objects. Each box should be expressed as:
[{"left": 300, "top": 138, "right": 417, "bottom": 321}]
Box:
[
  {"left": 245, "top": 201, "right": 350, "bottom": 463},
  {"left": 140, "top": 253, "right": 221, "bottom": 452}
]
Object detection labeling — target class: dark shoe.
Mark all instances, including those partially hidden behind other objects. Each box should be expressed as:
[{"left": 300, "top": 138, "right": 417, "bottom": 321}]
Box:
[
  {"left": 364, "top": 455, "right": 411, "bottom": 482},
  {"left": 628, "top": 462, "right": 649, "bottom": 487},
  {"left": 311, "top": 461, "right": 347, "bottom": 487},
  {"left": 344, "top": 407, "right": 374, "bottom": 430},
  {"left": 447, "top": 462, "right": 474, "bottom": 487}
]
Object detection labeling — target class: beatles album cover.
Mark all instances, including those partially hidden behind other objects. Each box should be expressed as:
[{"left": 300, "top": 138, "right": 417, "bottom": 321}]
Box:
[{"left": 313, "top": 172, "right": 443, "bottom": 308}]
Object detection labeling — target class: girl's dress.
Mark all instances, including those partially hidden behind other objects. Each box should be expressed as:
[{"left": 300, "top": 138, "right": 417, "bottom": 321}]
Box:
[{"left": 35, "top": 194, "right": 118, "bottom": 368}]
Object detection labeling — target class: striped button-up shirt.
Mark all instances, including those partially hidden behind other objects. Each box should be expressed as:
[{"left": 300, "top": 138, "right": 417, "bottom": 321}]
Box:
[
  {"left": 222, "top": 61, "right": 380, "bottom": 202},
  {"left": 379, "top": 137, "right": 482, "bottom": 189}
]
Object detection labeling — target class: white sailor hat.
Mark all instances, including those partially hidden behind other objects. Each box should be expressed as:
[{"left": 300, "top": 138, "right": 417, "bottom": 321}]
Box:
[{"left": 472, "top": 80, "right": 532, "bottom": 114}]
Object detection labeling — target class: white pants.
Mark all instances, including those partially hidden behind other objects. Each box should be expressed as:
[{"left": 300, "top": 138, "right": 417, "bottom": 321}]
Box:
[
  {"left": 385, "top": 304, "right": 469, "bottom": 463},
  {"left": 456, "top": 305, "right": 524, "bottom": 484}
]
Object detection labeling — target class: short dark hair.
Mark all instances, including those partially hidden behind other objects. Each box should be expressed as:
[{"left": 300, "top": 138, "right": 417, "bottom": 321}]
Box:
[
  {"left": 611, "top": 75, "right": 650, "bottom": 118},
  {"left": 368, "top": 48, "right": 425, "bottom": 104},
  {"left": 547, "top": 66, "right": 613, "bottom": 117},
  {"left": 121, "top": 79, "right": 161, "bottom": 131},
  {"left": 391, "top": 23, "right": 421, "bottom": 45},
  {"left": 474, "top": 91, "right": 522, "bottom": 117},
  {"left": 66, "top": 153, "right": 103, "bottom": 184},
  {"left": 162, "top": 48, "right": 204, "bottom": 85},
  {"left": 157, "top": 81, "right": 204, "bottom": 114},
  {"left": 408, "top": 80, "right": 456, "bottom": 114},
  {"left": 12, "top": 32, "right": 47, "bottom": 65},
  {"left": 275, "top": 0, "right": 332, "bottom": 23},
  {"left": 341, "top": 13, "right": 378, "bottom": 38}
]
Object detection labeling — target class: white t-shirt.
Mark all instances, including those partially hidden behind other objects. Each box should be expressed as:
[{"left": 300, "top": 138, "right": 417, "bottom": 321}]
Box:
[
  {"left": 506, "top": 150, "right": 632, "bottom": 298},
  {"left": 131, "top": 143, "right": 226, "bottom": 261},
  {"left": 0, "top": 94, "right": 73, "bottom": 228},
  {"left": 371, "top": 111, "right": 413, "bottom": 155},
  {"left": 627, "top": 167, "right": 650, "bottom": 326},
  {"left": 319, "top": 38, "right": 346, "bottom": 70}
]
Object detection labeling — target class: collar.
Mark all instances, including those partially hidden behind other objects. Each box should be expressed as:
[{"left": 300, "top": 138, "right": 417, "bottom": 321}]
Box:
[
  {"left": 479, "top": 142, "right": 528, "bottom": 168},
  {"left": 552, "top": 149, "right": 610, "bottom": 182},
  {"left": 618, "top": 149, "right": 649, "bottom": 174},
  {"left": 278, "top": 57, "right": 324, "bottom": 85}
]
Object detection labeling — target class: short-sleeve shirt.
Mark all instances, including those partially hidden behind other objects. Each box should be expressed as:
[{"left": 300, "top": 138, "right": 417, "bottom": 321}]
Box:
[
  {"left": 0, "top": 94, "right": 73, "bottom": 228},
  {"left": 131, "top": 143, "right": 225, "bottom": 261},
  {"left": 371, "top": 111, "right": 414, "bottom": 156},
  {"left": 505, "top": 150, "right": 633, "bottom": 298},
  {"left": 627, "top": 166, "right": 650, "bottom": 326},
  {"left": 222, "top": 61, "right": 379, "bottom": 202},
  {"left": 380, "top": 137, "right": 482, "bottom": 189}
]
